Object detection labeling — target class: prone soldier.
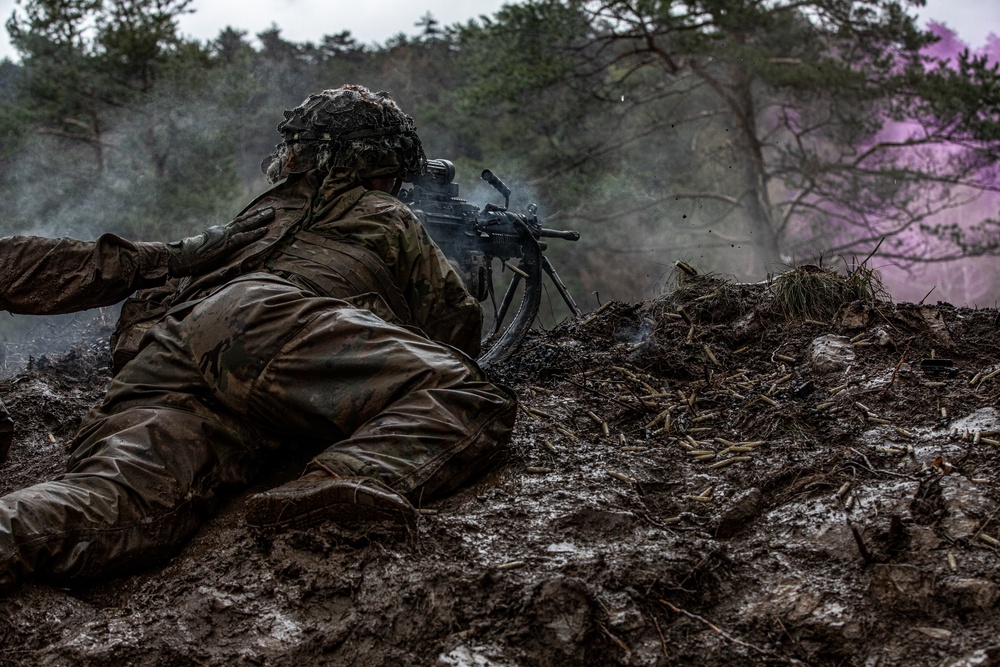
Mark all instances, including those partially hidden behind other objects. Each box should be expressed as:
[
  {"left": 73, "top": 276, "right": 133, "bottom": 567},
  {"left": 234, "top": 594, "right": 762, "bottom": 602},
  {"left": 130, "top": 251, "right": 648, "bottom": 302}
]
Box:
[{"left": 0, "top": 84, "right": 516, "bottom": 593}]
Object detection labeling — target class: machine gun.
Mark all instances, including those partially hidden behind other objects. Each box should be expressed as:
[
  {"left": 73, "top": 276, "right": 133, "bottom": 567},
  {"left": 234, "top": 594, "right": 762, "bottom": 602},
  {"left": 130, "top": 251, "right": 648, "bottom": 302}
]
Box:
[{"left": 399, "top": 159, "right": 582, "bottom": 366}]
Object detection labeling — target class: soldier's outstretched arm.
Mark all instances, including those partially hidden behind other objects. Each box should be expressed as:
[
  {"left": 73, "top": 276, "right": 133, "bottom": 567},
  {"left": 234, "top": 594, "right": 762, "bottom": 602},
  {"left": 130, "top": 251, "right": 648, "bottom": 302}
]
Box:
[{"left": 0, "top": 208, "right": 273, "bottom": 315}]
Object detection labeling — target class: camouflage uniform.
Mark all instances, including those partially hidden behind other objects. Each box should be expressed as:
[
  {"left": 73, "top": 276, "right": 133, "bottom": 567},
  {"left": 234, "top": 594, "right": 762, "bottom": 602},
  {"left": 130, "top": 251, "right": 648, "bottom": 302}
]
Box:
[{"left": 0, "top": 101, "right": 516, "bottom": 587}]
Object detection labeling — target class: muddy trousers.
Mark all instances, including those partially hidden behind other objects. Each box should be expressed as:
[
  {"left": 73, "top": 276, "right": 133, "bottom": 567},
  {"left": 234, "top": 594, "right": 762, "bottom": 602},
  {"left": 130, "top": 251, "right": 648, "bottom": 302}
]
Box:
[{"left": 0, "top": 276, "right": 516, "bottom": 585}]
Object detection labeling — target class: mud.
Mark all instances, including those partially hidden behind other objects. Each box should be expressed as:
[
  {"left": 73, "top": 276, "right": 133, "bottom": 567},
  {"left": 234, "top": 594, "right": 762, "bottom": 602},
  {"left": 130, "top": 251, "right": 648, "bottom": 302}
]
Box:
[{"left": 1, "top": 280, "right": 999, "bottom": 666}]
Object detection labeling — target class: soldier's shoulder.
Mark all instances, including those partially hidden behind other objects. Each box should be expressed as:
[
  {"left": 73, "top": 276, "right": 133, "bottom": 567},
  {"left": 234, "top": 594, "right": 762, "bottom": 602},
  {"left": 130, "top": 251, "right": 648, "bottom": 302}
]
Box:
[
  {"left": 250, "top": 178, "right": 312, "bottom": 213},
  {"left": 356, "top": 190, "right": 418, "bottom": 227}
]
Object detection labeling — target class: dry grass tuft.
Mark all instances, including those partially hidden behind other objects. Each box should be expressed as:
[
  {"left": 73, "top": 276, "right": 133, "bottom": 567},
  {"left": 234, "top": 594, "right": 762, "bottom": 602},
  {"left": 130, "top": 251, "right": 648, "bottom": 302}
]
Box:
[
  {"left": 658, "top": 263, "right": 749, "bottom": 324},
  {"left": 770, "top": 262, "right": 889, "bottom": 320}
]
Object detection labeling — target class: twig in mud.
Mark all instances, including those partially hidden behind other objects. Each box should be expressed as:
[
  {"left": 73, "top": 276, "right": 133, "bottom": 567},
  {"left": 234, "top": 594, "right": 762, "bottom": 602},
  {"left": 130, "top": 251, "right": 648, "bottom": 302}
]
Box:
[
  {"left": 971, "top": 507, "right": 1000, "bottom": 547},
  {"left": 880, "top": 342, "right": 911, "bottom": 399},
  {"left": 597, "top": 623, "right": 632, "bottom": 659},
  {"left": 638, "top": 511, "right": 681, "bottom": 529},
  {"left": 845, "top": 448, "right": 913, "bottom": 480},
  {"left": 848, "top": 520, "right": 874, "bottom": 563},
  {"left": 659, "top": 599, "right": 802, "bottom": 663},
  {"left": 563, "top": 377, "right": 639, "bottom": 411},
  {"left": 651, "top": 613, "right": 669, "bottom": 659}
]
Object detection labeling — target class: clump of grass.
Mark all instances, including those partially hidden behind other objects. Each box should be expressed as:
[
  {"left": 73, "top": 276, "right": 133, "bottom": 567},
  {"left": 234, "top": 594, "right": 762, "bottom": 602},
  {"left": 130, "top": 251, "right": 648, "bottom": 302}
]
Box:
[
  {"left": 656, "top": 261, "right": 747, "bottom": 323},
  {"left": 844, "top": 258, "right": 890, "bottom": 303},
  {"left": 770, "top": 261, "right": 888, "bottom": 320}
]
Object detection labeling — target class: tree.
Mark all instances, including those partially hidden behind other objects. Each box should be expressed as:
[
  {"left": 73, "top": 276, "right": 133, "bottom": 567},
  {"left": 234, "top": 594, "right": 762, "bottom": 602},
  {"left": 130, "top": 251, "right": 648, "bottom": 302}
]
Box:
[
  {"left": 457, "top": 0, "right": 1000, "bottom": 294},
  {"left": 6, "top": 0, "right": 196, "bottom": 170},
  {"left": 0, "top": 0, "right": 257, "bottom": 243}
]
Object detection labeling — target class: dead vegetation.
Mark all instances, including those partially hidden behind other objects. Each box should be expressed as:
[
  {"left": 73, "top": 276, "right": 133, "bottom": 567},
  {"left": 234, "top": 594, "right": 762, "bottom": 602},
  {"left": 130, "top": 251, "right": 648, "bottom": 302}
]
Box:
[{"left": 1, "top": 265, "right": 999, "bottom": 666}]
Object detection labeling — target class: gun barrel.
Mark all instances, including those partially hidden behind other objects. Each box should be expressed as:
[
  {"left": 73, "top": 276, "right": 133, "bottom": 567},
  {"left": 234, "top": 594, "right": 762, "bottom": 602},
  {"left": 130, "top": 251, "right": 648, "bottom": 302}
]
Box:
[{"left": 539, "top": 228, "right": 581, "bottom": 241}]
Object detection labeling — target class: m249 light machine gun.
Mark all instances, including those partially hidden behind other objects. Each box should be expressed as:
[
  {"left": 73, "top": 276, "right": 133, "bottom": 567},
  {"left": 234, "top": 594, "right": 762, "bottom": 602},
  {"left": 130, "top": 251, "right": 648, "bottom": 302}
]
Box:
[{"left": 399, "top": 159, "right": 582, "bottom": 367}]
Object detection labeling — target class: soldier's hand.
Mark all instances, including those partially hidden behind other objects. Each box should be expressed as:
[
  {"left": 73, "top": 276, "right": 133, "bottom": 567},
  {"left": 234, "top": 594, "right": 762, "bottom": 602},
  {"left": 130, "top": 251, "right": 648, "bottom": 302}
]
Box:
[{"left": 167, "top": 207, "right": 275, "bottom": 277}]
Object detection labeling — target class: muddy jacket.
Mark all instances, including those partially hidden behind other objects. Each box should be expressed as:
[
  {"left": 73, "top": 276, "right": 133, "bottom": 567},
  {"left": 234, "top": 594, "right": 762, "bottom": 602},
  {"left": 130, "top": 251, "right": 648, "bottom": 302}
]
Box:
[
  {"left": 0, "top": 170, "right": 482, "bottom": 360},
  {"left": 0, "top": 235, "right": 170, "bottom": 315},
  {"left": 0, "top": 171, "right": 513, "bottom": 590}
]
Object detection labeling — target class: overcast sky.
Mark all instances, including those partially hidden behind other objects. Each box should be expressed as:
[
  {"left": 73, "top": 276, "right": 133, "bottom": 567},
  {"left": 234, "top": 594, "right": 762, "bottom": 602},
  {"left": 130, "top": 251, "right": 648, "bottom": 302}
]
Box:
[{"left": 0, "top": 0, "right": 996, "bottom": 61}]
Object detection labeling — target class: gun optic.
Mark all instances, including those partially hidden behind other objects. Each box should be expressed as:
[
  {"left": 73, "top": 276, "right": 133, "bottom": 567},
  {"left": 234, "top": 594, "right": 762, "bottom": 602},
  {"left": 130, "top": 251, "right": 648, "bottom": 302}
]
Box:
[
  {"left": 408, "top": 159, "right": 459, "bottom": 199},
  {"left": 413, "top": 159, "right": 455, "bottom": 190}
]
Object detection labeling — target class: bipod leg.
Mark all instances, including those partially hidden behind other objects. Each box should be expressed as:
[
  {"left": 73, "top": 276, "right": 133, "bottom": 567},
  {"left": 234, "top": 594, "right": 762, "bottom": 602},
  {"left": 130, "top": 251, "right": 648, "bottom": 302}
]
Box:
[
  {"left": 486, "top": 262, "right": 500, "bottom": 328},
  {"left": 541, "top": 256, "right": 582, "bottom": 317},
  {"left": 493, "top": 267, "right": 523, "bottom": 335}
]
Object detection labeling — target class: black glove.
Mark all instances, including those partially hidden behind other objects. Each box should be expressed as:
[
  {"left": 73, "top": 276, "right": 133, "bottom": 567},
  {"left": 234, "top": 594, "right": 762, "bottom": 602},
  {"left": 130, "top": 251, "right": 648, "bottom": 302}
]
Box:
[{"left": 167, "top": 207, "right": 275, "bottom": 277}]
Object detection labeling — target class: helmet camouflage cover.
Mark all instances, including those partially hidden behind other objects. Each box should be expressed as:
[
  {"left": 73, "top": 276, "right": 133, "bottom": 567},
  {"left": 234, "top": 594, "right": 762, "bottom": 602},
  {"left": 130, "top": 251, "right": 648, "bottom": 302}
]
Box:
[{"left": 262, "top": 84, "right": 427, "bottom": 184}]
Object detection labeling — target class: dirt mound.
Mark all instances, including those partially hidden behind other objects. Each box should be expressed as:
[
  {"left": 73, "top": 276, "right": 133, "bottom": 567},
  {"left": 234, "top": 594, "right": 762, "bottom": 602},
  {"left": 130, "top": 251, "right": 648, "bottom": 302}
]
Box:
[{"left": 2, "top": 280, "right": 999, "bottom": 666}]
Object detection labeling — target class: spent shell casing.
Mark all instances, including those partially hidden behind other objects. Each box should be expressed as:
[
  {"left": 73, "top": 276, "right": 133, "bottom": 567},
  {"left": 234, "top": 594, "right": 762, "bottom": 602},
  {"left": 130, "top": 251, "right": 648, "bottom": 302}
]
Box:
[
  {"left": 703, "top": 344, "right": 719, "bottom": 366},
  {"left": 708, "top": 456, "right": 751, "bottom": 468},
  {"left": 498, "top": 560, "right": 526, "bottom": 570},
  {"left": 556, "top": 426, "right": 579, "bottom": 441},
  {"left": 978, "top": 534, "right": 1000, "bottom": 548}
]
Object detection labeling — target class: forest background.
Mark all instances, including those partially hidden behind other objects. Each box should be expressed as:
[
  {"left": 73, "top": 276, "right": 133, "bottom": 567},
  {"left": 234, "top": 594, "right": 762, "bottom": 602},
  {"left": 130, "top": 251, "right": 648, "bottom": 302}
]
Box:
[{"left": 0, "top": 0, "right": 998, "bottom": 350}]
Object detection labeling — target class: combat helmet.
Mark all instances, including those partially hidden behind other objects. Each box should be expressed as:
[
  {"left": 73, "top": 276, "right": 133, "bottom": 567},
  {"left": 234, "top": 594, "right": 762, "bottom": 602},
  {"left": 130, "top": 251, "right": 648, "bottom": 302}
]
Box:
[{"left": 262, "top": 85, "right": 427, "bottom": 185}]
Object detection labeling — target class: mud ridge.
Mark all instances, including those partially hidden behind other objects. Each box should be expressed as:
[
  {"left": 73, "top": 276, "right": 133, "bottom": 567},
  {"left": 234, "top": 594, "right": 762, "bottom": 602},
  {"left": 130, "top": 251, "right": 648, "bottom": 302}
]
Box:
[{"left": 2, "top": 284, "right": 999, "bottom": 666}]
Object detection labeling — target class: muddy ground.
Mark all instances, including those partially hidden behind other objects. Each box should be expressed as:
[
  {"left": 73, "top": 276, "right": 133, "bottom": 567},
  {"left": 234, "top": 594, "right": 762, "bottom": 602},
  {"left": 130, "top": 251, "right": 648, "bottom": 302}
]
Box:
[{"left": 1, "top": 273, "right": 999, "bottom": 666}]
